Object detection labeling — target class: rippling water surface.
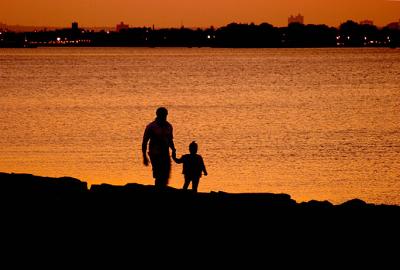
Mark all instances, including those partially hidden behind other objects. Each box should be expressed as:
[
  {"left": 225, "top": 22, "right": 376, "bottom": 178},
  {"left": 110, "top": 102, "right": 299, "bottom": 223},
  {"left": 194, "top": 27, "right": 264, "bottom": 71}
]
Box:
[{"left": 1, "top": 47, "right": 399, "bottom": 204}]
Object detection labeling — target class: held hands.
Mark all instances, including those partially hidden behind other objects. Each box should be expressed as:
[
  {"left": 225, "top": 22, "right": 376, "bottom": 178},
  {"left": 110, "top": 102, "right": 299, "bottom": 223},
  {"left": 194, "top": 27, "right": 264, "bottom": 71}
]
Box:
[{"left": 171, "top": 149, "right": 177, "bottom": 159}]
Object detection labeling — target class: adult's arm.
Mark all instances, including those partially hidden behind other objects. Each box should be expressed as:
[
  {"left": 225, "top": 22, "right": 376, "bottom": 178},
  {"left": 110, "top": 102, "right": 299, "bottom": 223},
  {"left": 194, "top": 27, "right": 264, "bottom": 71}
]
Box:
[
  {"left": 169, "top": 125, "right": 176, "bottom": 153},
  {"left": 201, "top": 157, "right": 208, "bottom": 176},
  {"left": 142, "top": 125, "right": 150, "bottom": 166},
  {"left": 172, "top": 152, "right": 183, "bottom": 164}
]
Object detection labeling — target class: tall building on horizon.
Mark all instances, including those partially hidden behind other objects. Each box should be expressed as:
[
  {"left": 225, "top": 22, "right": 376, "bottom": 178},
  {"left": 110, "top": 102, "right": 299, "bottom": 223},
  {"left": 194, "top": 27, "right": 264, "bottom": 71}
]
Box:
[
  {"left": 288, "top": 14, "right": 304, "bottom": 25},
  {"left": 116, "top": 21, "right": 129, "bottom": 32},
  {"left": 72, "top": 22, "right": 79, "bottom": 30}
]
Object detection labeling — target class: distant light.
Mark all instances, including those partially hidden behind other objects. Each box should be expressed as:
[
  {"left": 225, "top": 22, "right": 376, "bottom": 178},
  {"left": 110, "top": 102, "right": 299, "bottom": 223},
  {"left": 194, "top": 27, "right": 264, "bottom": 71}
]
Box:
[
  {"left": 387, "top": 36, "right": 391, "bottom": 40},
  {"left": 347, "top": 36, "right": 350, "bottom": 40},
  {"left": 82, "top": 30, "right": 85, "bottom": 34},
  {"left": 106, "top": 31, "right": 110, "bottom": 34},
  {"left": 207, "top": 35, "right": 211, "bottom": 39},
  {"left": 364, "top": 36, "right": 367, "bottom": 40},
  {"left": 336, "top": 36, "right": 340, "bottom": 40},
  {"left": 0, "top": 32, "right": 2, "bottom": 35},
  {"left": 57, "top": 37, "right": 61, "bottom": 42}
]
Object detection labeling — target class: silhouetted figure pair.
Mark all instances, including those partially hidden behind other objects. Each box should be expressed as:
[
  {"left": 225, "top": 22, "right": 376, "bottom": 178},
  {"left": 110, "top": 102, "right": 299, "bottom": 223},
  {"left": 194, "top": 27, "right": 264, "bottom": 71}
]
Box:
[
  {"left": 172, "top": 141, "right": 207, "bottom": 193},
  {"left": 142, "top": 107, "right": 207, "bottom": 192}
]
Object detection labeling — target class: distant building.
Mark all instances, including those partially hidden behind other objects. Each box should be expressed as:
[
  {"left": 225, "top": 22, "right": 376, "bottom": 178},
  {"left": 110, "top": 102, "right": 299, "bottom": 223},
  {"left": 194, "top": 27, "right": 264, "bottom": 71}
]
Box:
[
  {"left": 72, "top": 22, "right": 79, "bottom": 31},
  {"left": 360, "top": 20, "right": 374, "bottom": 25},
  {"left": 288, "top": 14, "right": 304, "bottom": 25},
  {"left": 116, "top": 22, "right": 129, "bottom": 32}
]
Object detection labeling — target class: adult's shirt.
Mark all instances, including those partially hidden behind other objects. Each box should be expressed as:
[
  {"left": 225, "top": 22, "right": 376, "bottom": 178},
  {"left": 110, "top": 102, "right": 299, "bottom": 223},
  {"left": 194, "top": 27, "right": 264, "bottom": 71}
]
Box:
[{"left": 143, "top": 120, "right": 174, "bottom": 156}]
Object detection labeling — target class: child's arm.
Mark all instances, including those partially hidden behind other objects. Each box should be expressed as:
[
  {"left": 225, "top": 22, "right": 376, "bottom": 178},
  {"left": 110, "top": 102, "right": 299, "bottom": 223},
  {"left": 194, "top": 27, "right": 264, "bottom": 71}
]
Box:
[{"left": 172, "top": 151, "right": 183, "bottom": 164}]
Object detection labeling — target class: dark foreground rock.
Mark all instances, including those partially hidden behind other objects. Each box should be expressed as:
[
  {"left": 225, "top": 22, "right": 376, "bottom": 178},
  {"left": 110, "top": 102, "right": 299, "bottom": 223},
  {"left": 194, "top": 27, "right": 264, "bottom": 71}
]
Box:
[
  {"left": 0, "top": 172, "right": 399, "bottom": 260},
  {"left": 1, "top": 172, "right": 397, "bottom": 211}
]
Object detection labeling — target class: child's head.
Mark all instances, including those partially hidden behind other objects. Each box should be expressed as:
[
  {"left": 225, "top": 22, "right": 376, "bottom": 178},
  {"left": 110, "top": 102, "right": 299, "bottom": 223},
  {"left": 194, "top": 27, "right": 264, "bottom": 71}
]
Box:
[{"left": 189, "top": 141, "right": 198, "bottom": 154}]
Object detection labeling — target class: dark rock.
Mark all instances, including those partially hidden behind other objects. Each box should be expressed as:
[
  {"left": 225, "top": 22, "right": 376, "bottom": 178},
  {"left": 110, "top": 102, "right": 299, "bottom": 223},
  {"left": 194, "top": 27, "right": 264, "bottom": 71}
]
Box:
[
  {"left": 339, "top": 198, "right": 369, "bottom": 209},
  {"left": 1, "top": 172, "right": 399, "bottom": 216},
  {"left": 300, "top": 200, "right": 334, "bottom": 209},
  {"left": 1, "top": 171, "right": 399, "bottom": 256},
  {"left": 210, "top": 191, "right": 296, "bottom": 210},
  {"left": 0, "top": 172, "right": 88, "bottom": 196}
]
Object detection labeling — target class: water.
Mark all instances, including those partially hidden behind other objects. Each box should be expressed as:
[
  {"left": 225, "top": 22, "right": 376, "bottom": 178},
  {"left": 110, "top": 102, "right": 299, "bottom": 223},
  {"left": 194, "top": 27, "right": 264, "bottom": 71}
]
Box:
[{"left": 1, "top": 47, "right": 399, "bottom": 205}]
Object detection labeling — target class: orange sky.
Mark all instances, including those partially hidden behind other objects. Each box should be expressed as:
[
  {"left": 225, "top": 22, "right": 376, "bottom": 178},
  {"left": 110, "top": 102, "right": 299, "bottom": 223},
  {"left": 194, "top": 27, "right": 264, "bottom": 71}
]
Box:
[{"left": 1, "top": 0, "right": 400, "bottom": 28}]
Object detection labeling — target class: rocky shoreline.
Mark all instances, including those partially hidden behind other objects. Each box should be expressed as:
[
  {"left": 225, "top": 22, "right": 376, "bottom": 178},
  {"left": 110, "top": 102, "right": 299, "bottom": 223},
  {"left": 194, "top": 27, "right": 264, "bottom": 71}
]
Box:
[
  {"left": 1, "top": 171, "right": 399, "bottom": 259},
  {"left": 1, "top": 172, "right": 398, "bottom": 216}
]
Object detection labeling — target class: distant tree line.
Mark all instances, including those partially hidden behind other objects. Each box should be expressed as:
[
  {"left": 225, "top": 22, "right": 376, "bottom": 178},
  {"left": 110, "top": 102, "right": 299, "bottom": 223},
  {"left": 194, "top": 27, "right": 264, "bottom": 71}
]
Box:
[{"left": 1, "top": 20, "right": 399, "bottom": 48}]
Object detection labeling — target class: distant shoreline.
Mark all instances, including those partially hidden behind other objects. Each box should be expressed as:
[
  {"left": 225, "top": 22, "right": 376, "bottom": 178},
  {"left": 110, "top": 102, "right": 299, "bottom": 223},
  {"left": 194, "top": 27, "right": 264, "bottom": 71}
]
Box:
[{"left": 2, "top": 21, "right": 399, "bottom": 49}]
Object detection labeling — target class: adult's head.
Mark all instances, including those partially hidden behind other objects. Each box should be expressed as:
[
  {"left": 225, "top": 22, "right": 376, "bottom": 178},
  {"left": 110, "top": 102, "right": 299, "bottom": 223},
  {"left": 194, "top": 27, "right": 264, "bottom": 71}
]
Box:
[
  {"left": 156, "top": 107, "right": 168, "bottom": 123},
  {"left": 189, "top": 141, "right": 198, "bottom": 154}
]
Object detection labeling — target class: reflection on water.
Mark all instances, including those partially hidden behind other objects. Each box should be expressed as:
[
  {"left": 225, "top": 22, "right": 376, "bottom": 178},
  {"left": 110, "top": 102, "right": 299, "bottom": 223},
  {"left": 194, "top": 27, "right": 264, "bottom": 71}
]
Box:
[{"left": 0, "top": 47, "right": 399, "bottom": 205}]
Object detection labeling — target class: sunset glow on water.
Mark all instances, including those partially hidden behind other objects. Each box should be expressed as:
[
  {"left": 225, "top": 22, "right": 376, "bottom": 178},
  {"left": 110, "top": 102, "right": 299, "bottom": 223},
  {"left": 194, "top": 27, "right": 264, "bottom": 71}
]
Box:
[{"left": 1, "top": 47, "right": 399, "bottom": 205}]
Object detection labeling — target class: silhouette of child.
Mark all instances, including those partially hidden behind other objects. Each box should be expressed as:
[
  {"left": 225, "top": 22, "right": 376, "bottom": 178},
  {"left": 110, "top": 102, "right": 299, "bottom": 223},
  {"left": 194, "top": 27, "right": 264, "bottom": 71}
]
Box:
[{"left": 172, "top": 141, "right": 207, "bottom": 193}]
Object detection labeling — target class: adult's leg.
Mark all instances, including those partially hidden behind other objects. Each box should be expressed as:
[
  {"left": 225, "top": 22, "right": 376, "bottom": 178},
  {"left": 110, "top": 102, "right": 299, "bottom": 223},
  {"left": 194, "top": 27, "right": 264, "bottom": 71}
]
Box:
[
  {"left": 192, "top": 178, "right": 200, "bottom": 193},
  {"left": 183, "top": 176, "right": 190, "bottom": 190},
  {"left": 150, "top": 153, "right": 171, "bottom": 188},
  {"left": 155, "top": 177, "right": 168, "bottom": 188}
]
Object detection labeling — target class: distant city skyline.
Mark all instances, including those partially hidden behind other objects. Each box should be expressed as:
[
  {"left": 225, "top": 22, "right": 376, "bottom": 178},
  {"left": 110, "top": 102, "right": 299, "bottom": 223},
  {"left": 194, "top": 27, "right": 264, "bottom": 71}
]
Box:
[{"left": 1, "top": 0, "right": 400, "bottom": 28}]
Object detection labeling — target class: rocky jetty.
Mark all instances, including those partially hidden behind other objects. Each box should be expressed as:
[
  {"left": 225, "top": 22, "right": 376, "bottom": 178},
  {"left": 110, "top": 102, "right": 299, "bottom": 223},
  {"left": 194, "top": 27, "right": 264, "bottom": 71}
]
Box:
[
  {"left": 1, "top": 172, "right": 398, "bottom": 261},
  {"left": 1, "top": 172, "right": 397, "bottom": 210}
]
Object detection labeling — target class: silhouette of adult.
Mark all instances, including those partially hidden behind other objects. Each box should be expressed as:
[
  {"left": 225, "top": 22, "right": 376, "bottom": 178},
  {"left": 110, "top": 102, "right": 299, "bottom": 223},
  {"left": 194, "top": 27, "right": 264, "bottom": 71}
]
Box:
[{"left": 142, "top": 107, "right": 176, "bottom": 188}]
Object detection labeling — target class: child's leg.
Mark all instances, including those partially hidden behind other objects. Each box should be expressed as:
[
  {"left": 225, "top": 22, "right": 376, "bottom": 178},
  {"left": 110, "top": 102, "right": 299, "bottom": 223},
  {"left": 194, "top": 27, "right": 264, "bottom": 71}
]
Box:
[
  {"left": 183, "top": 176, "right": 190, "bottom": 190},
  {"left": 192, "top": 178, "right": 200, "bottom": 193}
]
